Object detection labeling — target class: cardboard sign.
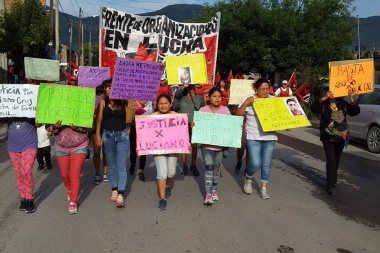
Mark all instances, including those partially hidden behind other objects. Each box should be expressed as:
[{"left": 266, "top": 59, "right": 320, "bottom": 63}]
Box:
[
  {"left": 36, "top": 84, "right": 95, "bottom": 128},
  {"left": 78, "top": 66, "right": 110, "bottom": 87},
  {"left": 135, "top": 113, "right": 190, "bottom": 155},
  {"left": 229, "top": 79, "right": 256, "bottom": 104},
  {"left": 192, "top": 112, "right": 243, "bottom": 148},
  {"left": 24, "top": 57, "right": 60, "bottom": 81},
  {"left": 253, "top": 97, "right": 311, "bottom": 132},
  {"left": 110, "top": 59, "right": 164, "bottom": 101},
  {"left": 329, "top": 59, "right": 374, "bottom": 97},
  {"left": 0, "top": 84, "right": 39, "bottom": 118},
  {"left": 165, "top": 54, "right": 208, "bottom": 85}
]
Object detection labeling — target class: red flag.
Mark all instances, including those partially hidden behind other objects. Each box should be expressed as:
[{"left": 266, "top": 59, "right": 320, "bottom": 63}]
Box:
[
  {"left": 288, "top": 71, "right": 298, "bottom": 88},
  {"left": 235, "top": 73, "right": 243, "bottom": 79},
  {"left": 227, "top": 70, "right": 233, "bottom": 81},
  {"left": 295, "top": 82, "right": 311, "bottom": 104},
  {"left": 134, "top": 42, "right": 149, "bottom": 60},
  {"left": 215, "top": 71, "right": 221, "bottom": 82}
]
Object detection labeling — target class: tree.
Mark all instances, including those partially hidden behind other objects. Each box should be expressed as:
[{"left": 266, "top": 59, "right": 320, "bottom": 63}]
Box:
[
  {"left": 193, "top": 0, "right": 355, "bottom": 79},
  {"left": 0, "top": 0, "right": 50, "bottom": 67},
  {"left": 83, "top": 43, "right": 99, "bottom": 66}
]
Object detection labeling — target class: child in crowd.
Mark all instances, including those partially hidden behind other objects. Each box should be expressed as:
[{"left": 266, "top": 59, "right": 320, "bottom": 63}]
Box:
[
  {"left": 193, "top": 88, "right": 231, "bottom": 205},
  {"left": 36, "top": 124, "right": 52, "bottom": 170}
]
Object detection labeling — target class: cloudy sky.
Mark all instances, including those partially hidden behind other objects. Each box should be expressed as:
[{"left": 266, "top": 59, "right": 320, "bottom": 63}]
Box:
[{"left": 57, "top": 0, "right": 380, "bottom": 18}]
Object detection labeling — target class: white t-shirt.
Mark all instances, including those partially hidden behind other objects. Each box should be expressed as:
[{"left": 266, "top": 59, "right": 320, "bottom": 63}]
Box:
[
  {"left": 275, "top": 87, "right": 293, "bottom": 97},
  {"left": 37, "top": 126, "right": 51, "bottom": 148},
  {"left": 238, "top": 95, "right": 278, "bottom": 141}
]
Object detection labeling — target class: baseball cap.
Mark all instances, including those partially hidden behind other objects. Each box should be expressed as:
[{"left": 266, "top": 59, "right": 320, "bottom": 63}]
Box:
[
  {"left": 160, "top": 74, "right": 166, "bottom": 81},
  {"left": 282, "top": 80, "right": 288, "bottom": 84}
]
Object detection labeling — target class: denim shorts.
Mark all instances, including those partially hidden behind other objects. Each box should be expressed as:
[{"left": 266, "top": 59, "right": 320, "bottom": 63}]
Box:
[{"left": 56, "top": 147, "right": 88, "bottom": 157}]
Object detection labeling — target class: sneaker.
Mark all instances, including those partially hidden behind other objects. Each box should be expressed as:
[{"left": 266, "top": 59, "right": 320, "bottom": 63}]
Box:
[
  {"left": 259, "top": 188, "right": 270, "bottom": 199},
  {"left": 138, "top": 172, "right": 145, "bottom": 181},
  {"left": 110, "top": 190, "right": 118, "bottom": 202},
  {"left": 244, "top": 179, "right": 253, "bottom": 194},
  {"left": 116, "top": 195, "right": 125, "bottom": 208},
  {"left": 223, "top": 150, "right": 229, "bottom": 158},
  {"left": 94, "top": 175, "right": 101, "bottom": 185},
  {"left": 211, "top": 190, "right": 219, "bottom": 201},
  {"left": 235, "top": 161, "right": 242, "bottom": 174},
  {"left": 46, "top": 162, "right": 52, "bottom": 170},
  {"left": 25, "top": 199, "right": 35, "bottom": 213},
  {"left": 326, "top": 185, "right": 336, "bottom": 196},
  {"left": 189, "top": 165, "right": 200, "bottom": 176},
  {"left": 37, "top": 164, "right": 44, "bottom": 170},
  {"left": 129, "top": 163, "right": 136, "bottom": 175},
  {"left": 204, "top": 193, "right": 213, "bottom": 205},
  {"left": 103, "top": 174, "right": 109, "bottom": 182},
  {"left": 158, "top": 199, "right": 167, "bottom": 210},
  {"left": 165, "top": 187, "right": 172, "bottom": 199},
  {"left": 68, "top": 202, "right": 78, "bottom": 215},
  {"left": 19, "top": 199, "right": 26, "bottom": 211},
  {"left": 181, "top": 165, "right": 189, "bottom": 175}
]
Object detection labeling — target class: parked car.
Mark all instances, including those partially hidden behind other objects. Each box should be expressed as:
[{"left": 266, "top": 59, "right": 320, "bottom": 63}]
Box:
[{"left": 345, "top": 84, "right": 380, "bottom": 153}]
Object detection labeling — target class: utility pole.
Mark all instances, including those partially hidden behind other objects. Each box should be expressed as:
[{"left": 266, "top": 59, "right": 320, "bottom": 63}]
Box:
[
  {"left": 49, "top": 0, "right": 54, "bottom": 59},
  {"left": 68, "top": 20, "right": 73, "bottom": 73},
  {"left": 81, "top": 23, "right": 84, "bottom": 65},
  {"left": 89, "top": 31, "right": 92, "bottom": 66},
  {"left": 357, "top": 15, "right": 361, "bottom": 59},
  {"left": 55, "top": 0, "right": 59, "bottom": 59},
  {"left": 78, "top": 7, "right": 82, "bottom": 66}
]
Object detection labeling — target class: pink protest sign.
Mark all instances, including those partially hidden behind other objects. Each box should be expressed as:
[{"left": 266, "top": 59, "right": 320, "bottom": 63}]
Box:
[
  {"left": 135, "top": 113, "right": 190, "bottom": 155},
  {"left": 110, "top": 58, "right": 164, "bottom": 101},
  {"left": 78, "top": 66, "right": 110, "bottom": 87}
]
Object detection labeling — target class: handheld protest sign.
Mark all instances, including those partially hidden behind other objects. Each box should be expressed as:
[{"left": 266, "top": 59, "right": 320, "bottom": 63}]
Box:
[
  {"left": 329, "top": 59, "right": 374, "bottom": 97},
  {"left": 228, "top": 79, "right": 256, "bottom": 104},
  {"left": 0, "top": 84, "right": 39, "bottom": 118},
  {"left": 109, "top": 58, "right": 164, "bottom": 101},
  {"left": 165, "top": 54, "right": 208, "bottom": 85},
  {"left": 36, "top": 84, "right": 95, "bottom": 128},
  {"left": 192, "top": 112, "right": 243, "bottom": 148},
  {"left": 78, "top": 66, "right": 110, "bottom": 87},
  {"left": 24, "top": 57, "right": 60, "bottom": 81},
  {"left": 135, "top": 113, "right": 190, "bottom": 155},
  {"left": 253, "top": 97, "right": 311, "bottom": 132}
]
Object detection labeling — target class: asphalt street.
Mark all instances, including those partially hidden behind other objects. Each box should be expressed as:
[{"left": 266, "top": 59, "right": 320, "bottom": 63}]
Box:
[{"left": 0, "top": 124, "right": 379, "bottom": 253}]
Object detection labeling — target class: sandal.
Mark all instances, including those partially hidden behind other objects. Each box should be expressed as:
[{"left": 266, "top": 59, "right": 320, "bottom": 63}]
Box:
[
  {"left": 110, "top": 190, "right": 118, "bottom": 202},
  {"left": 116, "top": 195, "right": 125, "bottom": 208}
]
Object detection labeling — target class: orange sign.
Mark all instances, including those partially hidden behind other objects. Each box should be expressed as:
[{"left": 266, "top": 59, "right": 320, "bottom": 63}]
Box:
[{"left": 329, "top": 59, "right": 374, "bottom": 97}]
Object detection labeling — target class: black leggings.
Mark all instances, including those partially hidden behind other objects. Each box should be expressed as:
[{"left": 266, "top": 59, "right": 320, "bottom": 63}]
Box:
[
  {"left": 129, "top": 124, "right": 147, "bottom": 170},
  {"left": 322, "top": 138, "right": 345, "bottom": 186}
]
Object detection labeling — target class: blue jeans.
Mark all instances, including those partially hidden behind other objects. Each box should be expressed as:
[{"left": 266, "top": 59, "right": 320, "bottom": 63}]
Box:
[
  {"left": 246, "top": 140, "right": 275, "bottom": 183},
  {"left": 201, "top": 148, "right": 223, "bottom": 194},
  {"left": 153, "top": 154, "right": 178, "bottom": 180},
  {"left": 102, "top": 129, "right": 130, "bottom": 194}
]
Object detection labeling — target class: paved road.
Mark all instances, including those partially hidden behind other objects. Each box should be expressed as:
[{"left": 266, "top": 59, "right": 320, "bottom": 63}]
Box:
[{"left": 0, "top": 125, "right": 379, "bottom": 253}]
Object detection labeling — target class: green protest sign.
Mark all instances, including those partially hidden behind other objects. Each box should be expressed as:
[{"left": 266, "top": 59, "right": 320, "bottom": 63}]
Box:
[
  {"left": 36, "top": 84, "right": 95, "bottom": 128},
  {"left": 192, "top": 111, "right": 244, "bottom": 148}
]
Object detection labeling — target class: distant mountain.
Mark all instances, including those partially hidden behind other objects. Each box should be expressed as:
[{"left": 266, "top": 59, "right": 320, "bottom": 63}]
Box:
[
  {"left": 57, "top": 4, "right": 204, "bottom": 51},
  {"left": 353, "top": 16, "right": 380, "bottom": 52}
]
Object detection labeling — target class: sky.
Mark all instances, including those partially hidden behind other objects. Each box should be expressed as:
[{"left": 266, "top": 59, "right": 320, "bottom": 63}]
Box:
[{"left": 57, "top": 0, "right": 380, "bottom": 18}]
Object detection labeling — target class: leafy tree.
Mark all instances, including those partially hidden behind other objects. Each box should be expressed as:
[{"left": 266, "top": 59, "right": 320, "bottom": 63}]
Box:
[
  {"left": 193, "top": 0, "right": 355, "bottom": 78},
  {"left": 83, "top": 43, "right": 99, "bottom": 66},
  {"left": 0, "top": 0, "right": 50, "bottom": 67}
]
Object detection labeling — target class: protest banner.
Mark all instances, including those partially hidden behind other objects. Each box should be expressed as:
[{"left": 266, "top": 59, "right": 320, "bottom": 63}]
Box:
[
  {"left": 36, "top": 84, "right": 95, "bottom": 127},
  {"left": 110, "top": 58, "right": 164, "bottom": 100},
  {"left": 78, "top": 66, "right": 110, "bottom": 87},
  {"left": 229, "top": 79, "right": 256, "bottom": 104},
  {"left": 100, "top": 7, "right": 220, "bottom": 85},
  {"left": 24, "top": 57, "right": 60, "bottom": 81},
  {"left": 165, "top": 54, "right": 208, "bottom": 85},
  {"left": 135, "top": 113, "right": 190, "bottom": 155},
  {"left": 329, "top": 58, "right": 374, "bottom": 97},
  {"left": 192, "top": 112, "right": 243, "bottom": 148},
  {"left": 253, "top": 97, "right": 311, "bottom": 132},
  {"left": 0, "top": 84, "right": 39, "bottom": 118}
]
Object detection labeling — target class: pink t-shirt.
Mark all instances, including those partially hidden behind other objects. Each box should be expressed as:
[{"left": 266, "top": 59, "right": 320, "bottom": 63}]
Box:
[{"left": 199, "top": 105, "right": 231, "bottom": 151}]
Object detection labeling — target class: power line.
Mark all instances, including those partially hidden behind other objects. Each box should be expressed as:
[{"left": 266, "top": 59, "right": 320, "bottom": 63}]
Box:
[{"left": 68, "top": 0, "right": 78, "bottom": 17}]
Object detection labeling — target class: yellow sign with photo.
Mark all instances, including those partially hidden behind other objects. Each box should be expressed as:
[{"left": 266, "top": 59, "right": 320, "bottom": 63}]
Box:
[
  {"left": 229, "top": 79, "right": 256, "bottom": 104},
  {"left": 253, "top": 97, "right": 311, "bottom": 132},
  {"left": 329, "top": 58, "right": 374, "bottom": 97},
  {"left": 165, "top": 54, "right": 208, "bottom": 85}
]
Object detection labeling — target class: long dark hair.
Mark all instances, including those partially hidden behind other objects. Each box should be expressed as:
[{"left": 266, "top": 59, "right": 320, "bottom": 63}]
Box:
[{"left": 102, "top": 78, "right": 125, "bottom": 109}]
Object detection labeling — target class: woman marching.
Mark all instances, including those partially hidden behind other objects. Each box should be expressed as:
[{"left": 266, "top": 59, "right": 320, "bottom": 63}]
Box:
[
  {"left": 236, "top": 78, "right": 277, "bottom": 199},
  {"left": 96, "top": 79, "right": 131, "bottom": 208},
  {"left": 311, "top": 89, "right": 360, "bottom": 195},
  {"left": 194, "top": 87, "right": 231, "bottom": 205}
]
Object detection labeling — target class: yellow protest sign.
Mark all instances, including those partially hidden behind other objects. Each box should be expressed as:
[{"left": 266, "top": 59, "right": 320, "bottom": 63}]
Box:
[
  {"left": 229, "top": 79, "right": 256, "bottom": 104},
  {"left": 253, "top": 97, "right": 311, "bottom": 132},
  {"left": 165, "top": 54, "right": 208, "bottom": 85},
  {"left": 329, "top": 59, "right": 374, "bottom": 97}
]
